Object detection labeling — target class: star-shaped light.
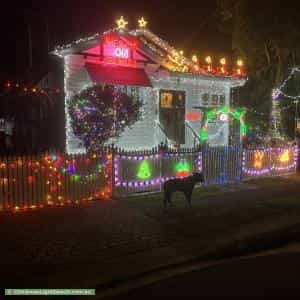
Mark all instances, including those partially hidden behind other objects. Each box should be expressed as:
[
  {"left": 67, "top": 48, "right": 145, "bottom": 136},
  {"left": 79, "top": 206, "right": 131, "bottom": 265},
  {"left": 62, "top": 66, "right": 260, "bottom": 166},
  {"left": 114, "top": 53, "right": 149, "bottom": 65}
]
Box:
[
  {"left": 116, "top": 16, "right": 128, "bottom": 29},
  {"left": 138, "top": 17, "right": 147, "bottom": 28}
]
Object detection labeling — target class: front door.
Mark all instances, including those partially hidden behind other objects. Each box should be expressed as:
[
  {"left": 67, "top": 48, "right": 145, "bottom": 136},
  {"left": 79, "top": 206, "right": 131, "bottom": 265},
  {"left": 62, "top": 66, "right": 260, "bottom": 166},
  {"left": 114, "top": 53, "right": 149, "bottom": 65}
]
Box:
[{"left": 159, "top": 90, "right": 185, "bottom": 145}]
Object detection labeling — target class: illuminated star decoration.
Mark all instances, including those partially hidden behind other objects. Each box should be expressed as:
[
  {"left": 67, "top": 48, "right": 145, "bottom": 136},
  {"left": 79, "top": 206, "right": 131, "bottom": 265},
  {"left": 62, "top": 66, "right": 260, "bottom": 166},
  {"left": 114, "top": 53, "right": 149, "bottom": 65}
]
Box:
[
  {"left": 138, "top": 17, "right": 147, "bottom": 28},
  {"left": 116, "top": 16, "right": 128, "bottom": 29}
]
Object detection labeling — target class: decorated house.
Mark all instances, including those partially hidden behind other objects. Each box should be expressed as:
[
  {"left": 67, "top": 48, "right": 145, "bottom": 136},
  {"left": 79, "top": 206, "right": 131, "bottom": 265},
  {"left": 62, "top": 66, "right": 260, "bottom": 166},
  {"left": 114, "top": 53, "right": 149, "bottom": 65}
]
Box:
[{"left": 52, "top": 17, "right": 246, "bottom": 154}]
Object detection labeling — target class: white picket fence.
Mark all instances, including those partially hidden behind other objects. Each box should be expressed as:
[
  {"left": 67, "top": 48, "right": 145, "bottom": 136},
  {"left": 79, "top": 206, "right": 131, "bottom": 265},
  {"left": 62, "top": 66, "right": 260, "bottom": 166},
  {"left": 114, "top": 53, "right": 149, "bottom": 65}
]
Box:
[{"left": 0, "top": 144, "right": 298, "bottom": 210}]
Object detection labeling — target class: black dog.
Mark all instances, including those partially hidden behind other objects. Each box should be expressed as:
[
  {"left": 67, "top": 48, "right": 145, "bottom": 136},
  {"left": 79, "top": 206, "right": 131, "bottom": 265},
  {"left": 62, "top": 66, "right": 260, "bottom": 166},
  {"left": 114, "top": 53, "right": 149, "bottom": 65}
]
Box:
[{"left": 163, "top": 172, "right": 204, "bottom": 209}]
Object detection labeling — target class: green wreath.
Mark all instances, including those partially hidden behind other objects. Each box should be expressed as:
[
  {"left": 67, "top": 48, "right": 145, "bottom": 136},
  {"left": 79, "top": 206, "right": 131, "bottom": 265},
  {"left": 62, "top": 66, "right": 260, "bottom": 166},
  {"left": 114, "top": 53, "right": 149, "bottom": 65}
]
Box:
[{"left": 200, "top": 106, "right": 246, "bottom": 143}]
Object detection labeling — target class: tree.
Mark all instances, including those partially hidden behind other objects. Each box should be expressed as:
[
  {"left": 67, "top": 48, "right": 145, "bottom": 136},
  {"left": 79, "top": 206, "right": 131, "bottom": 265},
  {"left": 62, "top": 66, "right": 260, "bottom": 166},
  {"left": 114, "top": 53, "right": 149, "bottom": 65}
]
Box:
[
  {"left": 218, "top": 0, "right": 300, "bottom": 140},
  {"left": 137, "top": 160, "right": 151, "bottom": 179},
  {"left": 69, "top": 85, "right": 142, "bottom": 151}
]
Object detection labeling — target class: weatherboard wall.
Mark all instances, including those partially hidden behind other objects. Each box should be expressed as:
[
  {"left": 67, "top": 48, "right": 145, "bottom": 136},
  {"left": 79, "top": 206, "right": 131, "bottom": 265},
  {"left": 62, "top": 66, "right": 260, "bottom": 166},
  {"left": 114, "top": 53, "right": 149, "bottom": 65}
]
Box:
[{"left": 64, "top": 54, "right": 232, "bottom": 153}]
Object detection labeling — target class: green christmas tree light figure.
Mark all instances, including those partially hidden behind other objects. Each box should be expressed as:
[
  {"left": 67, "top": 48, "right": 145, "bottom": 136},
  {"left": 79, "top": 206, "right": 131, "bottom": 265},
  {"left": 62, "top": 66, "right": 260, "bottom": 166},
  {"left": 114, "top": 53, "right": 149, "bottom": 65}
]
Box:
[{"left": 137, "top": 160, "right": 151, "bottom": 179}]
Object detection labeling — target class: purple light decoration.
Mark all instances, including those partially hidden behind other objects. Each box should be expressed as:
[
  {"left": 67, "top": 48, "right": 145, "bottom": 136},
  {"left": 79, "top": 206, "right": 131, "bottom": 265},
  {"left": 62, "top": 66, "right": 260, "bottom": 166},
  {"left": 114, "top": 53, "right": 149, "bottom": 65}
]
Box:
[
  {"left": 67, "top": 160, "right": 76, "bottom": 174},
  {"left": 196, "top": 152, "right": 202, "bottom": 172},
  {"left": 114, "top": 151, "right": 202, "bottom": 188},
  {"left": 272, "top": 88, "right": 281, "bottom": 100},
  {"left": 243, "top": 145, "right": 298, "bottom": 176}
]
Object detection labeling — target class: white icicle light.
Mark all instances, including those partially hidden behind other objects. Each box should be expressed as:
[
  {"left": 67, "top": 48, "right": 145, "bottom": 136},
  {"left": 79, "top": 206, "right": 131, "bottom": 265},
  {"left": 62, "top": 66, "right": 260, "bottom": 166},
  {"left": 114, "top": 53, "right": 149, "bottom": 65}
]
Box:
[{"left": 274, "top": 67, "right": 300, "bottom": 99}]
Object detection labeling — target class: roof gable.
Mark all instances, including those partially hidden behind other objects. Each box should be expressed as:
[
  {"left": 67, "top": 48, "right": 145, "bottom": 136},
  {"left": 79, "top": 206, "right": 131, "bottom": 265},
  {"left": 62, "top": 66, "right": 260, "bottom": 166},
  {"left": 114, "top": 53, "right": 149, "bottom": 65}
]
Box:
[{"left": 52, "top": 27, "right": 246, "bottom": 83}]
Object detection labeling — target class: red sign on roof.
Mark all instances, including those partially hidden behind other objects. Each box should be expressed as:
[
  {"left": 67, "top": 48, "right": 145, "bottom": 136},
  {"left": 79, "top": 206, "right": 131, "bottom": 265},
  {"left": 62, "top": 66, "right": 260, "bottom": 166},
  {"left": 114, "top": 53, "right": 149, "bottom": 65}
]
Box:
[{"left": 100, "top": 33, "right": 138, "bottom": 66}]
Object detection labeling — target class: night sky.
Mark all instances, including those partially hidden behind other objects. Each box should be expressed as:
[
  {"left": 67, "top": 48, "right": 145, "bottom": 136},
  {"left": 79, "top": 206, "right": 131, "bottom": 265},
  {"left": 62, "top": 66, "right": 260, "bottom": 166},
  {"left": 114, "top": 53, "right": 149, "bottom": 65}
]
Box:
[{"left": 1, "top": 0, "right": 231, "bottom": 82}]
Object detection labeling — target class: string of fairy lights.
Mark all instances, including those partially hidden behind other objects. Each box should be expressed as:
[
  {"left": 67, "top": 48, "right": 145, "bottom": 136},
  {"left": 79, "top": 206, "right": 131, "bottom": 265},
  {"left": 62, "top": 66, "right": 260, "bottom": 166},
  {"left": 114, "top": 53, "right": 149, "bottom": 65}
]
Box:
[
  {"left": 2, "top": 82, "right": 63, "bottom": 95},
  {"left": 0, "top": 153, "right": 112, "bottom": 212},
  {"left": 53, "top": 16, "right": 246, "bottom": 78},
  {"left": 273, "top": 67, "right": 300, "bottom": 100},
  {"left": 246, "top": 102, "right": 296, "bottom": 117},
  {"left": 270, "top": 67, "right": 300, "bottom": 139}
]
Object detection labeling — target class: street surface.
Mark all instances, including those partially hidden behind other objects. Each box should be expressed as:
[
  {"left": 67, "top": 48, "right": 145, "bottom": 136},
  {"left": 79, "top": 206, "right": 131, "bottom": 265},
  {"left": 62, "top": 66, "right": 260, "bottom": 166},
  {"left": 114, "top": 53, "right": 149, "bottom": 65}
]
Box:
[
  {"left": 108, "top": 244, "right": 300, "bottom": 300},
  {"left": 0, "top": 175, "right": 300, "bottom": 292}
]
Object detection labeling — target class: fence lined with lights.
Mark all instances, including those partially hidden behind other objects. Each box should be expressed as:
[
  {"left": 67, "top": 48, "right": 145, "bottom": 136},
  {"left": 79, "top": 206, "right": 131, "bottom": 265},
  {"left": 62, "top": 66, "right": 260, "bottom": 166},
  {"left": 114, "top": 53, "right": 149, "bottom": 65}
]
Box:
[
  {"left": 203, "top": 146, "right": 243, "bottom": 185},
  {"left": 113, "top": 147, "right": 202, "bottom": 195},
  {"left": 0, "top": 152, "right": 112, "bottom": 212},
  {"left": 114, "top": 144, "right": 297, "bottom": 195},
  {"left": 0, "top": 144, "right": 297, "bottom": 212},
  {"left": 242, "top": 145, "right": 298, "bottom": 178}
]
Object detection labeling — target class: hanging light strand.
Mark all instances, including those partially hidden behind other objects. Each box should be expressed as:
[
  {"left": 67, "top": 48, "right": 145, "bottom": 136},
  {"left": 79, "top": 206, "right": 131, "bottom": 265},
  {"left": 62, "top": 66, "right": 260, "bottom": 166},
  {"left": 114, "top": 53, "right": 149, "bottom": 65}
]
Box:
[{"left": 275, "top": 67, "right": 300, "bottom": 99}]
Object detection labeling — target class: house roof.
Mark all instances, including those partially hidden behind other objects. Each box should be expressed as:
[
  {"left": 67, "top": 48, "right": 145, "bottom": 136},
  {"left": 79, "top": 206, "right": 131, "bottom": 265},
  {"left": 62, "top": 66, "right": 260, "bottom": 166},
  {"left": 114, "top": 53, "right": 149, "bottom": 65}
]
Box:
[{"left": 52, "top": 27, "right": 246, "bottom": 84}]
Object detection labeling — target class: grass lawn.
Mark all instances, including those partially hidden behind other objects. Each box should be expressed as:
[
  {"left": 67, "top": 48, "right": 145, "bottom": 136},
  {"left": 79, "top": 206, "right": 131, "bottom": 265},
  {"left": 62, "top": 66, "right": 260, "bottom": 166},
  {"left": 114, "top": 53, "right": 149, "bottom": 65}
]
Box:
[
  {"left": 125, "top": 185, "right": 225, "bottom": 209},
  {"left": 246, "top": 173, "right": 300, "bottom": 188},
  {"left": 123, "top": 174, "right": 300, "bottom": 221}
]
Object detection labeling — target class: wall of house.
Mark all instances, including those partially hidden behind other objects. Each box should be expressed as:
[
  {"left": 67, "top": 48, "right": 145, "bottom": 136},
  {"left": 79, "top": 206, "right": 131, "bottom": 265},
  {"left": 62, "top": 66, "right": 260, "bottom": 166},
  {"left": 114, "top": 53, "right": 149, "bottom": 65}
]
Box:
[
  {"left": 106, "top": 87, "right": 157, "bottom": 150},
  {"left": 64, "top": 55, "right": 237, "bottom": 153},
  {"left": 64, "top": 54, "right": 93, "bottom": 154},
  {"left": 64, "top": 54, "right": 157, "bottom": 153},
  {"left": 151, "top": 74, "right": 231, "bottom": 147}
]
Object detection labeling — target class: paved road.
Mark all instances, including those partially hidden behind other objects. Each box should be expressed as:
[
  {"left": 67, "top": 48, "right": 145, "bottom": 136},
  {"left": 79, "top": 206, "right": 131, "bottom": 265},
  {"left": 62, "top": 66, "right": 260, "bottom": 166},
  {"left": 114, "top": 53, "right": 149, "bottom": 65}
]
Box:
[{"left": 109, "top": 245, "right": 300, "bottom": 300}]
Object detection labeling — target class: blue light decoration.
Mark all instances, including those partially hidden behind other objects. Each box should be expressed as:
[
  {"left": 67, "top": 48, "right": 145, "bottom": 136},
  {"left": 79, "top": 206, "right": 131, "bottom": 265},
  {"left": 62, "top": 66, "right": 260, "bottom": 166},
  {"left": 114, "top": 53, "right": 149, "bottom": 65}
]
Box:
[{"left": 202, "top": 145, "right": 242, "bottom": 185}]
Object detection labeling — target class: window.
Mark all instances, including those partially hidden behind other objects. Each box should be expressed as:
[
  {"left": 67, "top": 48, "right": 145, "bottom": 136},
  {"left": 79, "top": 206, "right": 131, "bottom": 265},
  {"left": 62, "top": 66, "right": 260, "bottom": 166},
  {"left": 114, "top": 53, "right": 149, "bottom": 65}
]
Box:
[
  {"left": 160, "top": 92, "right": 173, "bottom": 108},
  {"left": 219, "top": 95, "right": 226, "bottom": 106},
  {"left": 202, "top": 93, "right": 209, "bottom": 106},
  {"left": 211, "top": 95, "right": 218, "bottom": 106}
]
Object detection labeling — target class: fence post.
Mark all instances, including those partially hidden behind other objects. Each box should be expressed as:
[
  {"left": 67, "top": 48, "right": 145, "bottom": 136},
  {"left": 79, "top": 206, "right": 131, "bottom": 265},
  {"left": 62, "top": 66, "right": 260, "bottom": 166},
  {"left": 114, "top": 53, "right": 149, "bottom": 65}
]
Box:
[
  {"left": 158, "top": 143, "right": 162, "bottom": 193},
  {"left": 221, "top": 147, "right": 225, "bottom": 184},
  {"left": 238, "top": 145, "right": 243, "bottom": 182},
  {"left": 111, "top": 144, "right": 115, "bottom": 199},
  {"left": 202, "top": 144, "right": 207, "bottom": 185}
]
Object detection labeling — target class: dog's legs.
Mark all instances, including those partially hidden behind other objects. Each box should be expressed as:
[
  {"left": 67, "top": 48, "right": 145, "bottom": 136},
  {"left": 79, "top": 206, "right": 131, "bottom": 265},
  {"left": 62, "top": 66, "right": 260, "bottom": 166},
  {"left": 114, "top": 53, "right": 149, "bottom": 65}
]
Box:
[
  {"left": 167, "top": 192, "right": 173, "bottom": 207},
  {"left": 185, "top": 191, "right": 192, "bottom": 207},
  {"left": 164, "top": 192, "right": 171, "bottom": 210},
  {"left": 163, "top": 194, "right": 168, "bottom": 210}
]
